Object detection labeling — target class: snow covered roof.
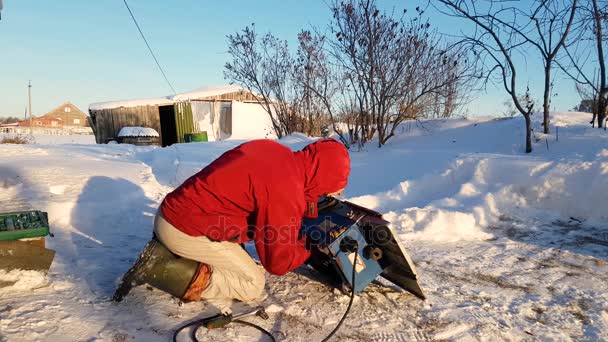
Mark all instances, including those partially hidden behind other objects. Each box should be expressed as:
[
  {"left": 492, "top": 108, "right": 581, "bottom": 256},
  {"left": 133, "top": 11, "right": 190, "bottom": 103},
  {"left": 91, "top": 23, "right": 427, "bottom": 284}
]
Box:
[
  {"left": 172, "top": 85, "right": 246, "bottom": 101},
  {"left": 117, "top": 126, "right": 160, "bottom": 137},
  {"left": 89, "top": 97, "right": 173, "bottom": 111},
  {"left": 89, "top": 85, "right": 248, "bottom": 111}
]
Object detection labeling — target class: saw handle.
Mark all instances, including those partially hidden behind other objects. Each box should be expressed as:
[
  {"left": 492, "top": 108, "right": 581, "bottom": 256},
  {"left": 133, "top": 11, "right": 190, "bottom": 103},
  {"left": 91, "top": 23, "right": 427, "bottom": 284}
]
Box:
[
  {"left": 203, "top": 314, "right": 233, "bottom": 329},
  {"left": 203, "top": 308, "right": 269, "bottom": 330}
]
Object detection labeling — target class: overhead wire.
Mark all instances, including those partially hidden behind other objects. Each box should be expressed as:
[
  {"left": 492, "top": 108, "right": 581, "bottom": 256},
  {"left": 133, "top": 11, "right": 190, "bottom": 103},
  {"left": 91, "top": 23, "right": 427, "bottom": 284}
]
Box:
[{"left": 121, "top": 0, "right": 177, "bottom": 95}]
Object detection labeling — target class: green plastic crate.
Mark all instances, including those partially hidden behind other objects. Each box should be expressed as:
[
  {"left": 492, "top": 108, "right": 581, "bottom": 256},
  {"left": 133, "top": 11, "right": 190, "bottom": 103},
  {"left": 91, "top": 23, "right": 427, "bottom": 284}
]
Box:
[
  {"left": 184, "top": 132, "right": 208, "bottom": 143},
  {"left": 0, "top": 211, "right": 50, "bottom": 241}
]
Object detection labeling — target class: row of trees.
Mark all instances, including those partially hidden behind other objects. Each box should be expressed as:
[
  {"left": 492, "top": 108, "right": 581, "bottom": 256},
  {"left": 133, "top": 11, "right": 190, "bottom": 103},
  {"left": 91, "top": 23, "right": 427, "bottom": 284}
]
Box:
[
  {"left": 435, "top": 0, "right": 608, "bottom": 152},
  {"left": 563, "top": 0, "right": 608, "bottom": 128},
  {"left": 224, "top": 0, "right": 479, "bottom": 148},
  {"left": 225, "top": 0, "right": 606, "bottom": 153},
  {"left": 0, "top": 116, "right": 20, "bottom": 124}
]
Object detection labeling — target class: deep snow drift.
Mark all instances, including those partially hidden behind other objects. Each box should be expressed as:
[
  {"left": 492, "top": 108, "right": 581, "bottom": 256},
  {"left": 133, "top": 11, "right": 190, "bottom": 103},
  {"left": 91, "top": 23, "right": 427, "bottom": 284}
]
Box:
[{"left": 0, "top": 112, "right": 607, "bottom": 341}]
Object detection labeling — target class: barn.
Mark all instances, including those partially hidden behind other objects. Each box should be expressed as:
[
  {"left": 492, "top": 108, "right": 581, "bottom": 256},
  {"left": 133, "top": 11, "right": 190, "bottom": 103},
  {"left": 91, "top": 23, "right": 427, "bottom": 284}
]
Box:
[{"left": 88, "top": 85, "right": 275, "bottom": 146}]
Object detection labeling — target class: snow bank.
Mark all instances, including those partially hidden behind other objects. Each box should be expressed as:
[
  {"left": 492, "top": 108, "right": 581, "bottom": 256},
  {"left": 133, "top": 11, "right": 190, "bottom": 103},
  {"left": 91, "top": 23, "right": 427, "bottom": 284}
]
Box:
[
  {"left": 348, "top": 112, "right": 608, "bottom": 242},
  {"left": 279, "top": 132, "right": 314, "bottom": 144}
]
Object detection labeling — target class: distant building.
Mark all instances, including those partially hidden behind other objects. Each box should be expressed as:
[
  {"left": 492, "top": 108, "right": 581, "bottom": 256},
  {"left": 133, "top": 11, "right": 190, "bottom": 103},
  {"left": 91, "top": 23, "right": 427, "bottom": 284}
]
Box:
[
  {"left": 0, "top": 122, "right": 19, "bottom": 134},
  {"left": 18, "top": 116, "right": 63, "bottom": 128},
  {"left": 2, "top": 102, "right": 93, "bottom": 135},
  {"left": 89, "top": 85, "right": 275, "bottom": 146},
  {"left": 47, "top": 102, "right": 90, "bottom": 127},
  {"left": 19, "top": 102, "right": 89, "bottom": 128}
]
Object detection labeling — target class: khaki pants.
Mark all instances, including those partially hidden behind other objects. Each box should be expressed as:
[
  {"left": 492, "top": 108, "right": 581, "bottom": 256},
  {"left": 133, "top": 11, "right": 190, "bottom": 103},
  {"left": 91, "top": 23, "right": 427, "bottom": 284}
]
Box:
[{"left": 154, "top": 212, "right": 265, "bottom": 302}]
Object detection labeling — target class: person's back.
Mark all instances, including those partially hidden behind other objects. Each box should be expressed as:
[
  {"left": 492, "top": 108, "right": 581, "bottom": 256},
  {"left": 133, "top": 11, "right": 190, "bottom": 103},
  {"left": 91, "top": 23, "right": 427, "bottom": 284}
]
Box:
[
  {"left": 161, "top": 139, "right": 306, "bottom": 243},
  {"left": 154, "top": 138, "right": 350, "bottom": 302}
]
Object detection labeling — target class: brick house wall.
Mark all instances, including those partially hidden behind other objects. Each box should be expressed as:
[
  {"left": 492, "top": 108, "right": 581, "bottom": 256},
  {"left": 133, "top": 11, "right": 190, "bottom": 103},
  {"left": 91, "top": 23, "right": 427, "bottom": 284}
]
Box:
[{"left": 19, "top": 116, "right": 63, "bottom": 128}]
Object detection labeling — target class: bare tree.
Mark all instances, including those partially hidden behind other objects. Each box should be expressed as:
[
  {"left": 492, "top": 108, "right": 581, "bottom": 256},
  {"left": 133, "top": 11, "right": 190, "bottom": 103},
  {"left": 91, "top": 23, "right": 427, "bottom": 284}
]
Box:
[
  {"left": 225, "top": 2, "right": 479, "bottom": 146},
  {"left": 574, "top": 82, "right": 598, "bottom": 114},
  {"left": 521, "top": 0, "right": 579, "bottom": 133},
  {"left": 430, "top": 57, "right": 466, "bottom": 119},
  {"left": 436, "top": 0, "right": 539, "bottom": 153},
  {"left": 329, "top": 0, "right": 478, "bottom": 147},
  {"left": 435, "top": 0, "right": 577, "bottom": 134},
  {"left": 560, "top": 0, "right": 607, "bottom": 128},
  {"left": 502, "top": 98, "right": 518, "bottom": 118},
  {"left": 224, "top": 25, "right": 298, "bottom": 138},
  {"left": 418, "top": 44, "right": 478, "bottom": 119},
  {"left": 589, "top": 0, "right": 607, "bottom": 127},
  {"left": 292, "top": 31, "right": 332, "bottom": 136},
  {"left": 292, "top": 30, "right": 353, "bottom": 146},
  {"left": 0, "top": 116, "right": 20, "bottom": 124}
]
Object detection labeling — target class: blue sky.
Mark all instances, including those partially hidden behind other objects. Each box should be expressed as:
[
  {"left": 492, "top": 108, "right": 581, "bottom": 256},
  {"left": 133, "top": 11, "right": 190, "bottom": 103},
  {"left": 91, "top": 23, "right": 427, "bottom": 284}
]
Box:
[{"left": 0, "top": 0, "right": 582, "bottom": 118}]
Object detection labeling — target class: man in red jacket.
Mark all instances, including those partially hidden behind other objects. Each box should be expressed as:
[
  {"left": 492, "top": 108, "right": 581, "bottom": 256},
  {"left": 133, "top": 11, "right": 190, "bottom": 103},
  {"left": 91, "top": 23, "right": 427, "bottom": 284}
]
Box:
[{"left": 154, "top": 138, "right": 350, "bottom": 302}]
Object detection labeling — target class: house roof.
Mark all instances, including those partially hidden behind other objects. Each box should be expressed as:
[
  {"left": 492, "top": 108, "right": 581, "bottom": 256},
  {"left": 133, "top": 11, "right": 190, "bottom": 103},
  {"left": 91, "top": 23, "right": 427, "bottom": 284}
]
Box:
[
  {"left": 171, "top": 85, "right": 245, "bottom": 101},
  {"left": 45, "top": 102, "right": 87, "bottom": 117},
  {"left": 88, "top": 96, "right": 174, "bottom": 111},
  {"left": 89, "top": 85, "right": 248, "bottom": 111}
]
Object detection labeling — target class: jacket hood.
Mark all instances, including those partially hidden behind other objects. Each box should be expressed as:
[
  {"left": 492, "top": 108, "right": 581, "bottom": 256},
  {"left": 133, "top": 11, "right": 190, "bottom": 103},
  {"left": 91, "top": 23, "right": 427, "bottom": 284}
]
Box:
[{"left": 294, "top": 138, "right": 350, "bottom": 218}]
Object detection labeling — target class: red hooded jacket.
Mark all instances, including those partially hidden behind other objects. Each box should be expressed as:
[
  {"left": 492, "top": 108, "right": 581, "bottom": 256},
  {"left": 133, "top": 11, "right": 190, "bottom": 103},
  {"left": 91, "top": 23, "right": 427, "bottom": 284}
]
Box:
[{"left": 160, "top": 138, "right": 350, "bottom": 276}]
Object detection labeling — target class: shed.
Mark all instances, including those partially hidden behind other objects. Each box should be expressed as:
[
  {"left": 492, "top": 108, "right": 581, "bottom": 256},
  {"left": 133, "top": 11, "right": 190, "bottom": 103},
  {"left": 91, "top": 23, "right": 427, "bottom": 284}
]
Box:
[{"left": 88, "top": 85, "right": 273, "bottom": 147}]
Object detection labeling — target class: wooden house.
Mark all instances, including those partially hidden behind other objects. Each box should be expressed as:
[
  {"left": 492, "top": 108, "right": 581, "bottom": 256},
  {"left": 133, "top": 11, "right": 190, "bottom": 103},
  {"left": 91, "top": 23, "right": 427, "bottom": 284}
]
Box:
[
  {"left": 88, "top": 85, "right": 273, "bottom": 147},
  {"left": 42, "top": 102, "right": 90, "bottom": 127},
  {"left": 13, "top": 102, "right": 90, "bottom": 134},
  {"left": 17, "top": 102, "right": 89, "bottom": 129}
]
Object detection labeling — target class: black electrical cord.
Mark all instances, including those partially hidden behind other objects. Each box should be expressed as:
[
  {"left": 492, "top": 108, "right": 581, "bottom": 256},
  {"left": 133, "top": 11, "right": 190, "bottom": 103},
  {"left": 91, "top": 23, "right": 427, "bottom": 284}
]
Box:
[
  {"left": 172, "top": 315, "right": 275, "bottom": 342},
  {"left": 172, "top": 318, "right": 201, "bottom": 342},
  {"left": 321, "top": 247, "right": 358, "bottom": 342},
  {"left": 173, "top": 244, "right": 358, "bottom": 342}
]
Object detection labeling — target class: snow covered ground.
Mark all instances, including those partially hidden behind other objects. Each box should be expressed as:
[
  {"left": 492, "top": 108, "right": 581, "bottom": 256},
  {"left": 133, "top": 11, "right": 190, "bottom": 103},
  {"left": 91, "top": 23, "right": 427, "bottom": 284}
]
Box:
[
  {"left": 0, "top": 112, "right": 607, "bottom": 341},
  {"left": 0, "top": 133, "right": 95, "bottom": 145}
]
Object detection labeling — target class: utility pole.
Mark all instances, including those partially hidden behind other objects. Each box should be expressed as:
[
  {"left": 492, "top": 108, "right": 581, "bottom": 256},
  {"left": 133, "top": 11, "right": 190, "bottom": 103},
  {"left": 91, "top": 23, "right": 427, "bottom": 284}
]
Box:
[{"left": 28, "top": 81, "right": 33, "bottom": 135}]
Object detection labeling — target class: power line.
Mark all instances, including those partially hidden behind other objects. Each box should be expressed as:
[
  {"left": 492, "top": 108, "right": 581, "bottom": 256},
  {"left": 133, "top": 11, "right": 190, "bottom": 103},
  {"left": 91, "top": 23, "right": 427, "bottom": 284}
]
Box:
[{"left": 121, "top": 0, "right": 176, "bottom": 95}]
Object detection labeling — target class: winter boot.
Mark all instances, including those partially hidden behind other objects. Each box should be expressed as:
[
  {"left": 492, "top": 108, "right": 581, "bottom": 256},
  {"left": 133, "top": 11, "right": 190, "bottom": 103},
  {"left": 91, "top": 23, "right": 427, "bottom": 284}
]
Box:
[{"left": 113, "top": 237, "right": 212, "bottom": 302}]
